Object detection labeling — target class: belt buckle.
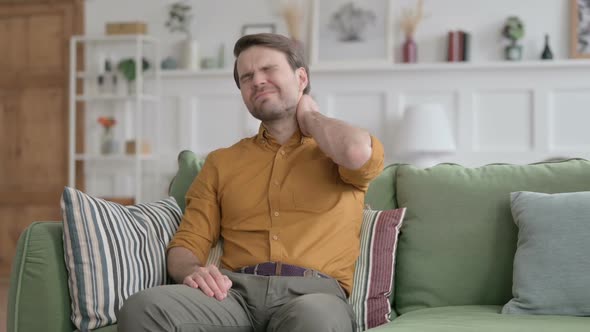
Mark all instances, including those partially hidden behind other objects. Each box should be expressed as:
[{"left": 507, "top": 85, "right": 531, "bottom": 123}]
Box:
[
  {"left": 275, "top": 261, "right": 282, "bottom": 276},
  {"left": 303, "top": 269, "right": 315, "bottom": 277}
]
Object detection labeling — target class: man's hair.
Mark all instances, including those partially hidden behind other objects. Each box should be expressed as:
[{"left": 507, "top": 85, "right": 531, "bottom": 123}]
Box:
[{"left": 233, "top": 33, "right": 310, "bottom": 94}]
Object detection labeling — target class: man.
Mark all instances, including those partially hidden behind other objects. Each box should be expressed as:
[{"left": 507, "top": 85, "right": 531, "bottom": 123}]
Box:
[{"left": 118, "top": 33, "right": 384, "bottom": 332}]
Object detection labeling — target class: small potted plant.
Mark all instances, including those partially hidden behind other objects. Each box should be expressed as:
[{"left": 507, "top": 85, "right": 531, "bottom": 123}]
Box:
[
  {"left": 166, "top": 1, "right": 199, "bottom": 70},
  {"left": 502, "top": 16, "right": 525, "bottom": 61},
  {"left": 117, "top": 57, "right": 150, "bottom": 95},
  {"left": 98, "top": 116, "right": 117, "bottom": 154}
]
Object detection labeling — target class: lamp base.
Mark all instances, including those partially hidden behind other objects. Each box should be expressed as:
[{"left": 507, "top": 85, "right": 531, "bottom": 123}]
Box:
[{"left": 406, "top": 153, "right": 452, "bottom": 169}]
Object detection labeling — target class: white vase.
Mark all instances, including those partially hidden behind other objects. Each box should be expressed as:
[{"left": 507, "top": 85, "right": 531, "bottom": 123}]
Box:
[{"left": 182, "top": 38, "right": 201, "bottom": 70}]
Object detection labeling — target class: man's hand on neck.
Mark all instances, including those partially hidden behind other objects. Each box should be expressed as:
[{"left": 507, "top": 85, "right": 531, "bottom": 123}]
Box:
[
  {"left": 296, "top": 94, "right": 320, "bottom": 137},
  {"left": 295, "top": 95, "right": 373, "bottom": 170}
]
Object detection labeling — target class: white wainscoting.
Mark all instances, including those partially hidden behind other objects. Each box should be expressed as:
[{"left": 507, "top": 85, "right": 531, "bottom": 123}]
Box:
[
  {"left": 86, "top": 60, "right": 590, "bottom": 202},
  {"left": 160, "top": 60, "right": 590, "bottom": 165}
]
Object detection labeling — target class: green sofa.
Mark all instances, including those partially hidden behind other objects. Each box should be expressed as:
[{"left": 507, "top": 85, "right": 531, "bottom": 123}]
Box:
[{"left": 7, "top": 157, "right": 590, "bottom": 331}]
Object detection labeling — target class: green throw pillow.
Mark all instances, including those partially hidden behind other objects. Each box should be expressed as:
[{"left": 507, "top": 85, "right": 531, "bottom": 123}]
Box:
[
  {"left": 502, "top": 191, "right": 590, "bottom": 316},
  {"left": 169, "top": 150, "right": 205, "bottom": 213}
]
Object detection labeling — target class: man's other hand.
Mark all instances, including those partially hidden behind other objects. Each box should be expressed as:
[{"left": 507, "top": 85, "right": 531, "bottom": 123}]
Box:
[
  {"left": 183, "top": 264, "right": 232, "bottom": 301},
  {"left": 296, "top": 94, "right": 319, "bottom": 137}
]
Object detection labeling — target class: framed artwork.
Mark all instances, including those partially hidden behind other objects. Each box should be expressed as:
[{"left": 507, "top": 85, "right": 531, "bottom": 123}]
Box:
[
  {"left": 571, "top": 0, "right": 590, "bottom": 58},
  {"left": 241, "top": 23, "right": 276, "bottom": 36},
  {"left": 309, "top": 0, "right": 394, "bottom": 66}
]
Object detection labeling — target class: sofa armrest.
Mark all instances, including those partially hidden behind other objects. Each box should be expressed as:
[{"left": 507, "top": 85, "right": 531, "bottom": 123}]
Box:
[{"left": 7, "top": 222, "right": 75, "bottom": 332}]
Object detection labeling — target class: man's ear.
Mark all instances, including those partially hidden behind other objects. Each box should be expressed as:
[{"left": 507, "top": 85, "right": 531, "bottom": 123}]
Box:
[{"left": 296, "top": 67, "right": 308, "bottom": 93}]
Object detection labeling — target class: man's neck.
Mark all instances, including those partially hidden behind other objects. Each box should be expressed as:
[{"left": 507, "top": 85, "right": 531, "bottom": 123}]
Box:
[{"left": 263, "top": 117, "right": 299, "bottom": 145}]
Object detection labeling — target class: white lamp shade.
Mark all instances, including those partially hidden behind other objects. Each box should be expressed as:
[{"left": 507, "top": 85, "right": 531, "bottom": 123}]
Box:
[{"left": 395, "top": 103, "right": 456, "bottom": 153}]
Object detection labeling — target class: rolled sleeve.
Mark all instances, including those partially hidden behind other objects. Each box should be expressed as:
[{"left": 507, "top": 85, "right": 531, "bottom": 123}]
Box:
[
  {"left": 167, "top": 154, "right": 220, "bottom": 265},
  {"left": 338, "top": 135, "right": 384, "bottom": 191}
]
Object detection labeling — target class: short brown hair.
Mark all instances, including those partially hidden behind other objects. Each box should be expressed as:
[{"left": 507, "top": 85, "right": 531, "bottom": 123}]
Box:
[{"left": 233, "top": 33, "right": 310, "bottom": 94}]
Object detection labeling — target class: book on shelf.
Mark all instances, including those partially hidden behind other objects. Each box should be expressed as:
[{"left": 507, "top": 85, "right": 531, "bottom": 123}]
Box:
[{"left": 447, "top": 30, "right": 471, "bottom": 62}]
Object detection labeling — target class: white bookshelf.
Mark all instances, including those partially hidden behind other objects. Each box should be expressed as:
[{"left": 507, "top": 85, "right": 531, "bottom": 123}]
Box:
[{"left": 68, "top": 34, "right": 161, "bottom": 204}]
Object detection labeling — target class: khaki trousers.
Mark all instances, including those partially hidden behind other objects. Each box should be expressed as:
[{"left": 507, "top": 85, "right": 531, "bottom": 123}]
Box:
[{"left": 117, "top": 269, "right": 355, "bottom": 332}]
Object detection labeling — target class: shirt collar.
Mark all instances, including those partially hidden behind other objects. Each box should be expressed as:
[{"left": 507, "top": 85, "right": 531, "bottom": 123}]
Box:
[{"left": 256, "top": 124, "right": 311, "bottom": 147}]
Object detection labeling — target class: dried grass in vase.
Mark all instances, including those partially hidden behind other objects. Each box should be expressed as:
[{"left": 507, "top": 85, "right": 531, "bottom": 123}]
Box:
[
  {"left": 281, "top": 1, "right": 303, "bottom": 41},
  {"left": 400, "top": 0, "right": 425, "bottom": 39}
]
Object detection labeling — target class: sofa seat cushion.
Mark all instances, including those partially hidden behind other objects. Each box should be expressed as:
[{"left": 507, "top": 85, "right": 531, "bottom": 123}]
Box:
[
  {"left": 369, "top": 306, "right": 590, "bottom": 332},
  {"left": 94, "top": 324, "right": 118, "bottom": 332}
]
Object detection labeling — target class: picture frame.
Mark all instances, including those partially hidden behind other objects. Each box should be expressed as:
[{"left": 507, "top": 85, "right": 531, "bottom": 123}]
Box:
[
  {"left": 241, "top": 23, "right": 277, "bottom": 37},
  {"left": 570, "top": 0, "right": 590, "bottom": 58},
  {"left": 309, "top": 0, "right": 394, "bottom": 66}
]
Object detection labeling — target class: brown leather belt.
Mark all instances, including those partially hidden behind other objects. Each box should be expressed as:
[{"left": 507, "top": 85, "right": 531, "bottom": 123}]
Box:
[{"left": 238, "top": 262, "right": 330, "bottom": 279}]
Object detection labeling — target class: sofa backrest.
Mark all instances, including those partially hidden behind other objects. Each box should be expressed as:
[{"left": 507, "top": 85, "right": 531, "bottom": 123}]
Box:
[
  {"left": 169, "top": 150, "right": 205, "bottom": 213},
  {"left": 393, "top": 159, "right": 590, "bottom": 315},
  {"left": 364, "top": 164, "right": 400, "bottom": 210}
]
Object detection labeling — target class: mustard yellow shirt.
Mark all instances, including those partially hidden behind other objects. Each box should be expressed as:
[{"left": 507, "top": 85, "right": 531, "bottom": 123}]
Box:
[{"left": 168, "top": 125, "right": 384, "bottom": 294}]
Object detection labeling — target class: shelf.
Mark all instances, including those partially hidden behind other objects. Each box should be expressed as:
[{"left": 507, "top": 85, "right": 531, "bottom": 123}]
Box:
[
  {"left": 72, "top": 34, "right": 158, "bottom": 44},
  {"left": 75, "top": 154, "right": 157, "bottom": 161},
  {"left": 69, "top": 34, "right": 162, "bottom": 204},
  {"left": 76, "top": 71, "right": 158, "bottom": 79},
  {"left": 160, "top": 59, "right": 590, "bottom": 78},
  {"left": 161, "top": 68, "right": 232, "bottom": 78},
  {"left": 75, "top": 94, "right": 159, "bottom": 102},
  {"left": 311, "top": 59, "right": 590, "bottom": 73}
]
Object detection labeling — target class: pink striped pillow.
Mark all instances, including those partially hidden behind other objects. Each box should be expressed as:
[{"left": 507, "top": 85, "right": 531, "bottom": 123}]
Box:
[{"left": 350, "top": 208, "right": 406, "bottom": 331}]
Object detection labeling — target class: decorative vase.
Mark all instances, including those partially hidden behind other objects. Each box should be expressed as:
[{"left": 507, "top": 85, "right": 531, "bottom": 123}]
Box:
[
  {"left": 127, "top": 80, "right": 137, "bottom": 95},
  {"left": 402, "top": 36, "right": 417, "bottom": 63},
  {"left": 100, "top": 127, "right": 116, "bottom": 155},
  {"left": 541, "top": 34, "right": 554, "bottom": 60},
  {"left": 505, "top": 42, "right": 522, "bottom": 61},
  {"left": 182, "top": 38, "right": 200, "bottom": 70}
]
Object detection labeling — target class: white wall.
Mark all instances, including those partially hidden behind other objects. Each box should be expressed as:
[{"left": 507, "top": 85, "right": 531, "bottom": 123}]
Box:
[
  {"left": 86, "top": 0, "right": 294, "bottom": 67},
  {"left": 86, "top": 0, "right": 572, "bottom": 65},
  {"left": 81, "top": 0, "right": 587, "bottom": 202}
]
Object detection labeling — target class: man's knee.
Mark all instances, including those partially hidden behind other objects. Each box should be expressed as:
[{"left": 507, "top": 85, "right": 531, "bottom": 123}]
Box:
[
  {"left": 268, "top": 293, "right": 354, "bottom": 332},
  {"left": 117, "top": 287, "right": 171, "bottom": 331}
]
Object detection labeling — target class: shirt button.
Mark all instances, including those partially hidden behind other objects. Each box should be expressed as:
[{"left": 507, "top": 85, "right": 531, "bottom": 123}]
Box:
[
  {"left": 274, "top": 211, "right": 279, "bottom": 217},
  {"left": 280, "top": 150, "right": 286, "bottom": 155},
  {"left": 272, "top": 235, "right": 279, "bottom": 241},
  {"left": 274, "top": 180, "right": 279, "bottom": 185},
  {"left": 261, "top": 139, "right": 266, "bottom": 144}
]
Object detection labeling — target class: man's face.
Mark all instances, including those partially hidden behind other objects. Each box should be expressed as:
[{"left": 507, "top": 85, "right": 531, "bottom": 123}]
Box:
[{"left": 236, "top": 46, "right": 307, "bottom": 122}]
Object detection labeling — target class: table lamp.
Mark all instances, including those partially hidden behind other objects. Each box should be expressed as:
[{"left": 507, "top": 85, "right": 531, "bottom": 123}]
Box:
[{"left": 394, "top": 103, "right": 456, "bottom": 168}]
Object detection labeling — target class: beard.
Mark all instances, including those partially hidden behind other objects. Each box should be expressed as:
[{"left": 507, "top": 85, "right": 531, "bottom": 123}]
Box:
[{"left": 247, "top": 90, "right": 297, "bottom": 122}]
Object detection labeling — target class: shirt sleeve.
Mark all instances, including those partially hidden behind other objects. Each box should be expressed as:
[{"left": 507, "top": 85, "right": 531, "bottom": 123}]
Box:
[
  {"left": 338, "top": 135, "right": 384, "bottom": 191},
  {"left": 167, "top": 153, "right": 221, "bottom": 265}
]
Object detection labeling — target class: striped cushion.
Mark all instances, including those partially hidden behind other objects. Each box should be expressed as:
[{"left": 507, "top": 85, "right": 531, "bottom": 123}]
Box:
[
  {"left": 61, "top": 187, "right": 182, "bottom": 331},
  {"left": 351, "top": 208, "right": 405, "bottom": 331},
  {"left": 204, "top": 208, "right": 405, "bottom": 332}
]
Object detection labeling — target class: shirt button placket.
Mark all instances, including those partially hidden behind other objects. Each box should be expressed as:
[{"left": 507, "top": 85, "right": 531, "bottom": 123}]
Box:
[{"left": 269, "top": 148, "right": 285, "bottom": 262}]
